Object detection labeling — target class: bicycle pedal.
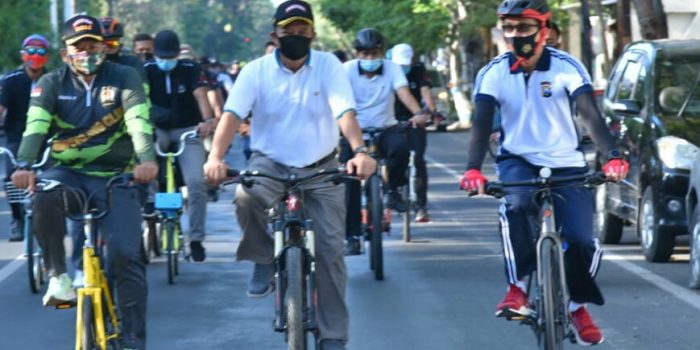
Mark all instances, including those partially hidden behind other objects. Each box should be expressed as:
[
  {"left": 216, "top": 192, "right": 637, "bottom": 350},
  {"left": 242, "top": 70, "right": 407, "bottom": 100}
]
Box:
[{"left": 54, "top": 300, "right": 76, "bottom": 309}]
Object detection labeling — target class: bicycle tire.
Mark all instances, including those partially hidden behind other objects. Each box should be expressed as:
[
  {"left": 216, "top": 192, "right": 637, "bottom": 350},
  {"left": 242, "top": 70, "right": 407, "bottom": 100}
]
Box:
[
  {"left": 141, "top": 221, "right": 151, "bottom": 264},
  {"left": 284, "top": 247, "right": 307, "bottom": 350},
  {"left": 402, "top": 184, "right": 411, "bottom": 242},
  {"left": 26, "top": 219, "right": 41, "bottom": 294},
  {"left": 368, "top": 175, "right": 384, "bottom": 280},
  {"left": 150, "top": 220, "right": 161, "bottom": 257},
  {"left": 539, "top": 238, "right": 566, "bottom": 350},
  {"left": 81, "top": 295, "right": 97, "bottom": 350},
  {"left": 165, "top": 220, "right": 176, "bottom": 285}
]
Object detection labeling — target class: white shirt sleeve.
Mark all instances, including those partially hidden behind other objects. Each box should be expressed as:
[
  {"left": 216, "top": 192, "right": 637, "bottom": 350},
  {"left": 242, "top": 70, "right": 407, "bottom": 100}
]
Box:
[
  {"left": 386, "top": 60, "right": 409, "bottom": 90},
  {"left": 560, "top": 54, "right": 593, "bottom": 97},
  {"left": 325, "top": 56, "right": 356, "bottom": 119},
  {"left": 474, "top": 64, "right": 500, "bottom": 102},
  {"left": 223, "top": 62, "right": 256, "bottom": 120}
]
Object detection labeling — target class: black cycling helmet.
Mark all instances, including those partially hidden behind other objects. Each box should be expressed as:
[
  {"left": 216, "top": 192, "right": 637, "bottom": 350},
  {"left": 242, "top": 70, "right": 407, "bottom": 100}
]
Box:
[
  {"left": 353, "top": 28, "right": 384, "bottom": 51},
  {"left": 497, "top": 0, "right": 550, "bottom": 21},
  {"left": 99, "top": 17, "right": 124, "bottom": 39}
]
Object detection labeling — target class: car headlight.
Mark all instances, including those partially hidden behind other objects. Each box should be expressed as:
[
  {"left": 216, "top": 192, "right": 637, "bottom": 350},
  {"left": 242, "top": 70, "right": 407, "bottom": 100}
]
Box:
[{"left": 656, "top": 136, "right": 699, "bottom": 170}]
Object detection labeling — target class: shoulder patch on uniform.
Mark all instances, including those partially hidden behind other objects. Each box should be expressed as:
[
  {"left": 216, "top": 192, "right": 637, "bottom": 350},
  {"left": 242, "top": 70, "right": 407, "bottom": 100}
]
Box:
[
  {"left": 100, "top": 86, "right": 116, "bottom": 106},
  {"left": 31, "top": 87, "right": 42, "bottom": 97}
]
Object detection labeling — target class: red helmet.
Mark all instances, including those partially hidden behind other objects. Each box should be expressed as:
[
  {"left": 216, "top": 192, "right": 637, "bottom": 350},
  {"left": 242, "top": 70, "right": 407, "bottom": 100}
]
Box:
[{"left": 497, "top": 0, "right": 551, "bottom": 23}]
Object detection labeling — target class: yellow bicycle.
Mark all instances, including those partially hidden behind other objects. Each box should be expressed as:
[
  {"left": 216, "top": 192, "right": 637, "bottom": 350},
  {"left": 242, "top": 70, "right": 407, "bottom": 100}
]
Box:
[{"left": 47, "top": 174, "right": 133, "bottom": 350}]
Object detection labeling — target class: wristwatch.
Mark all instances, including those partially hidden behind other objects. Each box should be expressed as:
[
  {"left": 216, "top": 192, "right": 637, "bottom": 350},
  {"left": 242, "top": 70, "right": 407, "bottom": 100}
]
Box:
[
  {"left": 15, "top": 161, "right": 31, "bottom": 170},
  {"left": 353, "top": 146, "right": 369, "bottom": 155},
  {"left": 606, "top": 149, "right": 624, "bottom": 161}
]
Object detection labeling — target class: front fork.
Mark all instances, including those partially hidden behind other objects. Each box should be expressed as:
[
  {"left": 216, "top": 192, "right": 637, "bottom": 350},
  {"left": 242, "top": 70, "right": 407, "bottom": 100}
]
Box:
[
  {"left": 75, "top": 246, "right": 120, "bottom": 350},
  {"left": 273, "top": 219, "right": 318, "bottom": 333},
  {"left": 534, "top": 202, "right": 570, "bottom": 324}
]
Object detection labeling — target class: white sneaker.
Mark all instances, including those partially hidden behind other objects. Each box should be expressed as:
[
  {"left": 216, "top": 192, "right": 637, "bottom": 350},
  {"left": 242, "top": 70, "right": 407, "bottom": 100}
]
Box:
[
  {"left": 43, "top": 273, "right": 76, "bottom": 307},
  {"left": 72, "top": 270, "right": 84, "bottom": 288}
]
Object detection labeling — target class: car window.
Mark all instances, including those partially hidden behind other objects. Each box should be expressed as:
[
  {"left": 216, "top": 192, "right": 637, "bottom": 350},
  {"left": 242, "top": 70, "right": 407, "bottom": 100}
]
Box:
[
  {"left": 632, "top": 64, "right": 647, "bottom": 105},
  {"left": 656, "top": 56, "right": 700, "bottom": 117},
  {"left": 615, "top": 60, "right": 642, "bottom": 102},
  {"left": 606, "top": 58, "right": 627, "bottom": 100}
]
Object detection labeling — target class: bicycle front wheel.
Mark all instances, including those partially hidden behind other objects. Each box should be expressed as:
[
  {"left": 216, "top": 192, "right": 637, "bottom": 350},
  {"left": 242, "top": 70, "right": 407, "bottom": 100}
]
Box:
[
  {"left": 164, "top": 220, "right": 176, "bottom": 285},
  {"left": 81, "top": 295, "right": 97, "bottom": 350},
  {"left": 284, "top": 247, "right": 307, "bottom": 350},
  {"left": 368, "top": 175, "right": 384, "bottom": 280},
  {"left": 539, "top": 238, "right": 566, "bottom": 350}
]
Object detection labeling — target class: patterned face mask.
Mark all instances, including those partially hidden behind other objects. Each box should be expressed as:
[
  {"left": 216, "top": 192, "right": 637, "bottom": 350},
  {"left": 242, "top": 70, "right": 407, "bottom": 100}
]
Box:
[{"left": 68, "top": 51, "right": 105, "bottom": 76}]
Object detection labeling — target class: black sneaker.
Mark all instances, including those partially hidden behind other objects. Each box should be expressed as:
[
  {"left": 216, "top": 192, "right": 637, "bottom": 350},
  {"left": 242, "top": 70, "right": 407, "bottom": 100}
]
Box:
[
  {"left": 189, "top": 241, "right": 206, "bottom": 262},
  {"left": 8, "top": 220, "right": 23, "bottom": 242},
  {"left": 345, "top": 237, "right": 361, "bottom": 256},
  {"left": 386, "top": 190, "right": 407, "bottom": 213}
]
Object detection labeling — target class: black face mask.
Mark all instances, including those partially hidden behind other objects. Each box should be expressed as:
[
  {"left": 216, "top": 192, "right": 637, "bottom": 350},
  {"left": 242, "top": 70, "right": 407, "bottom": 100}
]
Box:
[
  {"left": 506, "top": 31, "right": 539, "bottom": 59},
  {"left": 106, "top": 52, "right": 120, "bottom": 62},
  {"left": 278, "top": 35, "right": 311, "bottom": 60}
]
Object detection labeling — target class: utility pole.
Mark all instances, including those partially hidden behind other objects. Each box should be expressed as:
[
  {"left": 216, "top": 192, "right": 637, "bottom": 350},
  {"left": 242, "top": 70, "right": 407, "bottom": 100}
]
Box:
[
  {"left": 64, "top": 0, "right": 75, "bottom": 20},
  {"left": 50, "top": 0, "right": 59, "bottom": 47}
]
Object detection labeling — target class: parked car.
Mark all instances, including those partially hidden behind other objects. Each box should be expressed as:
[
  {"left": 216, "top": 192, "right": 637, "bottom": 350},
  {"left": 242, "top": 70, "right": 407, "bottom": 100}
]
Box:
[
  {"left": 595, "top": 40, "right": 700, "bottom": 262},
  {"left": 687, "top": 152, "right": 700, "bottom": 288}
]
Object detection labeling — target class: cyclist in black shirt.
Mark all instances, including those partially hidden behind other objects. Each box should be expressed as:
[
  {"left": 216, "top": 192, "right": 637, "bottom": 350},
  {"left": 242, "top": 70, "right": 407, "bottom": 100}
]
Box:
[
  {"left": 0, "top": 34, "right": 50, "bottom": 241},
  {"left": 391, "top": 43, "right": 437, "bottom": 222}
]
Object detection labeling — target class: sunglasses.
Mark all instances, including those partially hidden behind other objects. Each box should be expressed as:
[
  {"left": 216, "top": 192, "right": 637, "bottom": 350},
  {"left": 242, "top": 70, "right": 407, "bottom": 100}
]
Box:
[
  {"left": 104, "top": 40, "right": 121, "bottom": 49},
  {"left": 24, "top": 47, "right": 47, "bottom": 56},
  {"left": 502, "top": 23, "right": 540, "bottom": 34}
]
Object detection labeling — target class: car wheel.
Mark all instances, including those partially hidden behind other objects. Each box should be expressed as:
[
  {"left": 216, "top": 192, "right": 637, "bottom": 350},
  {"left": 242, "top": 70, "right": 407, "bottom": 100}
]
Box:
[
  {"left": 638, "top": 186, "right": 674, "bottom": 262},
  {"left": 689, "top": 206, "right": 700, "bottom": 289},
  {"left": 594, "top": 182, "right": 624, "bottom": 244}
]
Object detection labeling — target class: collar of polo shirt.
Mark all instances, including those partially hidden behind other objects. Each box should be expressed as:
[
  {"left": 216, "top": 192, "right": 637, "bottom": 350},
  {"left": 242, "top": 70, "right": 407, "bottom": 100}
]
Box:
[
  {"left": 508, "top": 46, "right": 551, "bottom": 74},
  {"left": 275, "top": 49, "right": 313, "bottom": 70}
]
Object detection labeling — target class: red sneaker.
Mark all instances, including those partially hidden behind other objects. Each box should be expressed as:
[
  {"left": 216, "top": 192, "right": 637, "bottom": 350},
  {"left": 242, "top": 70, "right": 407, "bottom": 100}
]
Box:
[
  {"left": 495, "top": 284, "right": 531, "bottom": 318},
  {"left": 570, "top": 307, "right": 604, "bottom": 346}
]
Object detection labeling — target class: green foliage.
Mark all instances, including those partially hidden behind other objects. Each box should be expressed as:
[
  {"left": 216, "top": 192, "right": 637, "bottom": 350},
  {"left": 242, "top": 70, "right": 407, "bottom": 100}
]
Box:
[{"left": 0, "top": 0, "right": 53, "bottom": 73}]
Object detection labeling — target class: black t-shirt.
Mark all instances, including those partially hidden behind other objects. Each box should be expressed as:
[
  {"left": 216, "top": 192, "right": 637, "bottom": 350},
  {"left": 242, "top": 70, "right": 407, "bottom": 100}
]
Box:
[
  {"left": 144, "top": 60, "right": 208, "bottom": 128},
  {"left": 110, "top": 53, "right": 148, "bottom": 83},
  {"left": 0, "top": 67, "right": 45, "bottom": 143},
  {"left": 394, "top": 62, "right": 431, "bottom": 120}
]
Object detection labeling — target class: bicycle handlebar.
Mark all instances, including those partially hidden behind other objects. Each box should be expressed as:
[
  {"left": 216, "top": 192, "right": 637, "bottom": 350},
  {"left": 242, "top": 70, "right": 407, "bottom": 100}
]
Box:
[
  {"left": 225, "top": 166, "right": 358, "bottom": 187},
  {"left": 0, "top": 146, "right": 52, "bottom": 169},
  {"left": 480, "top": 171, "right": 607, "bottom": 199},
  {"left": 155, "top": 130, "right": 198, "bottom": 157}
]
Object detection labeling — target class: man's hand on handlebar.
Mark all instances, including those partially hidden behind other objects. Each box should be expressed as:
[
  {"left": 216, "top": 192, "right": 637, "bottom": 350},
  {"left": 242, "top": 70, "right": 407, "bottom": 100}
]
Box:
[
  {"left": 408, "top": 113, "right": 430, "bottom": 128},
  {"left": 196, "top": 119, "right": 216, "bottom": 138},
  {"left": 11, "top": 169, "right": 36, "bottom": 192},
  {"left": 134, "top": 160, "right": 159, "bottom": 184},
  {"left": 460, "top": 169, "right": 487, "bottom": 195},
  {"left": 346, "top": 153, "right": 376, "bottom": 180},
  {"left": 203, "top": 158, "right": 228, "bottom": 186}
]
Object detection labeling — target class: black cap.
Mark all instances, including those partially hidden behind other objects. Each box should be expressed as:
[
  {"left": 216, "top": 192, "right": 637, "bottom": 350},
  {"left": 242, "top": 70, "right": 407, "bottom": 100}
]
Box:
[
  {"left": 274, "top": 0, "right": 313, "bottom": 27},
  {"left": 62, "top": 15, "right": 103, "bottom": 45},
  {"left": 153, "top": 30, "right": 180, "bottom": 58}
]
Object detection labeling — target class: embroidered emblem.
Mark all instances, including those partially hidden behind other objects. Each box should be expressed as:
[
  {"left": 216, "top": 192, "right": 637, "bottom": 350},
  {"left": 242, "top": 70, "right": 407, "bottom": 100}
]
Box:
[
  {"left": 30, "top": 87, "right": 42, "bottom": 97},
  {"left": 100, "top": 86, "right": 116, "bottom": 106},
  {"left": 540, "top": 81, "right": 552, "bottom": 98}
]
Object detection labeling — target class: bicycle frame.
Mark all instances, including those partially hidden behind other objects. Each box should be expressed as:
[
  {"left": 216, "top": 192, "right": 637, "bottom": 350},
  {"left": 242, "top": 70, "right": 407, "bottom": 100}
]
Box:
[{"left": 75, "top": 212, "right": 120, "bottom": 350}]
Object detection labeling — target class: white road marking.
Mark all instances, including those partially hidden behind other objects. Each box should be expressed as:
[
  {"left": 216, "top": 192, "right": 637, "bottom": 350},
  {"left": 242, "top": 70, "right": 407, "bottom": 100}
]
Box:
[
  {"left": 425, "top": 154, "right": 700, "bottom": 310},
  {"left": 0, "top": 255, "right": 25, "bottom": 284}
]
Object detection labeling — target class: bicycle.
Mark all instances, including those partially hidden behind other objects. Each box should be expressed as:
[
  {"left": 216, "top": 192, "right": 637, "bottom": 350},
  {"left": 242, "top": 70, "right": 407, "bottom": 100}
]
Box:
[
  {"left": 153, "top": 129, "right": 197, "bottom": 284},
  {"left": 39, "top": 173, "right": 134, "bottom": 350},
  {"left": 0, "top": 146, "right": 51, "bottom": 294},
  {"left": 226, "top": 166, "right": 350, "bottom": 350},
  {"left": 476, "top": 168, "right": 606, "bottom": 350}
]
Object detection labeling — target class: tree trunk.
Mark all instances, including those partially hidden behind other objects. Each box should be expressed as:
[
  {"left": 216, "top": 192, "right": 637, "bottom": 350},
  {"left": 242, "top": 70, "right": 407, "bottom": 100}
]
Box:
[
  {"left": 614, "top": 0, "right": 632, "bottom": 61},
  {"left": 631, "top": 0, "right": 669, "bottom": 39}
]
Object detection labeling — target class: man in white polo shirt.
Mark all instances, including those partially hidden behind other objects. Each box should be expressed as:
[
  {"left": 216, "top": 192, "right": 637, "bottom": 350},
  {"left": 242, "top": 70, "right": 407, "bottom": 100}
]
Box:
[
  {"left": 340, "top": 28, "right": 428, "bottom": 254},
  {"left": 460, "top": 0, "right": 629, "bottom": 346},
  {"left": 203, "top": 1, "right": 375, "bottom": 349}
]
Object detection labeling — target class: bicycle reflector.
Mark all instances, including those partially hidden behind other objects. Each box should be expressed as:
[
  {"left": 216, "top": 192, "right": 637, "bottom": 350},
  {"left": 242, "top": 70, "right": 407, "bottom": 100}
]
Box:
[{"left": 287, "top": 194, "right": 301, "bottom": 212}]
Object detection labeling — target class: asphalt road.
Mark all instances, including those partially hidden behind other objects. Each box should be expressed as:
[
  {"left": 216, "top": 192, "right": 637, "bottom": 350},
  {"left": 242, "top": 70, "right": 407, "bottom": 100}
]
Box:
[{"left": 0, "top": 131, "right": 699, "bottom": 350}]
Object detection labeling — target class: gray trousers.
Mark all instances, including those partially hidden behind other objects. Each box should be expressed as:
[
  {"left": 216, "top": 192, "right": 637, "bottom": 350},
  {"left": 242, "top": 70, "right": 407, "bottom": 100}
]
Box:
[
  {"left": 156, "top": 127, "right": 207, "bottom": 241},
  {"left": 33, "top": 167, "right": 147, "bottom": 349},
  {"left": 234, "top": 153, "right": 349, "bottom": 342}
]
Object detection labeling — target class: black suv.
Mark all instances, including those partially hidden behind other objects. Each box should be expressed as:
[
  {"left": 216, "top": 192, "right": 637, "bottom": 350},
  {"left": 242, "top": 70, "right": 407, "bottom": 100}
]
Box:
[{"left": 595, "top": 40, "right": 700, "bottom": 262}]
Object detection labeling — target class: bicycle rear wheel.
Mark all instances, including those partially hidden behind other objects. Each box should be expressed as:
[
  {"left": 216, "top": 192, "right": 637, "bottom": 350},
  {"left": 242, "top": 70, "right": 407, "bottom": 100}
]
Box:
[
  {"left": 284, "top": 247, "right": 307, "bottom": 350},
  {"left": 402, "top": 184, "right": 411, "bottom": 242},
  {"left": 81, "top": 295, "right": 97, "bottom": 350},
  {"left": 368, "top": 175, "right": 384, "bottom": 280},
  {"left": 539, "top": 238, "right": 566, "bottom": 350},
  {"left": 26, "top": 219, "right": 41, "bottom": 294}
]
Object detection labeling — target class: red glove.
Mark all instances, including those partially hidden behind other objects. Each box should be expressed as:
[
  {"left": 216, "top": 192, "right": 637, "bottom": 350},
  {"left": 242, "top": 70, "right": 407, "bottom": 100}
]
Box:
[
  {"left": 460, "top": 169, "right": 487, "bottom": 191},
  {"left": 602, "top": 158, "right": 629, "bottom": 180}
]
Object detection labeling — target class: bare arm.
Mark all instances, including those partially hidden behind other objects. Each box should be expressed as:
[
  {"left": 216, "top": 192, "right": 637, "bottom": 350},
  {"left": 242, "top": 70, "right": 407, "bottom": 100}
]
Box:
[
  {"left": 208, "top": 111, "right": 240, "bottom": 162},
  {"left": 194, "top": 86, "right": 214, "bottom": 121},
  {"left": 206, "top": 89, "right": 224, "bottom": 119},
  {"left": 420, "top": 86, "right": 436, "bottom": 112},
  {"left": 337, "top": 110, "right": 376, "bottom": 178},
  {"left": 396, "top": 86, "right": 423, "bottom": 115}
]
